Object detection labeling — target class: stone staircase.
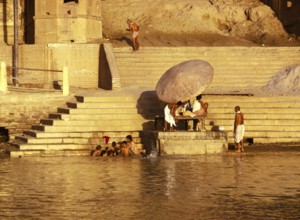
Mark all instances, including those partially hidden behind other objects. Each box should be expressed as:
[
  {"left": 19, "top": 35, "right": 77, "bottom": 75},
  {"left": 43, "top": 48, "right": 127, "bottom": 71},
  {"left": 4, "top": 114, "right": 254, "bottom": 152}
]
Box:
[
  {"left": 12, "top": 92, "right": 300, "bottom": 157},
  {"left": 111, "top": 46, "right": 300, "bottom": 145},
  {"left": 204, "top": 95, "right": 300, "bottom": 144},
  {"left": 10, "top": 46, "right": 300, "bottom": 156},
  {"left": 11, "top": 92, "right": 165, "bottom": 157},
  {"left": 114, "top": 47, "right": 300, "bottom": 92}
]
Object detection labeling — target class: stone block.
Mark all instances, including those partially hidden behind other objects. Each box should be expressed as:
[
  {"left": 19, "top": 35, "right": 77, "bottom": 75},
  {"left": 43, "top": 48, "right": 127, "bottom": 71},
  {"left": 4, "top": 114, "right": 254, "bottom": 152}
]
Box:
[{"left": 154, "top": 131, "right": 228, "bottom": 155}]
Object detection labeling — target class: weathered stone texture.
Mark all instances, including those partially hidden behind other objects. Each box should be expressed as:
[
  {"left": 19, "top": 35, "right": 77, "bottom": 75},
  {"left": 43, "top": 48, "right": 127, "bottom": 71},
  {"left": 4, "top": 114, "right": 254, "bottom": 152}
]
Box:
[
  {"left": 35, "top": 0, "right": 102, "bottom": 43},
  {"left": 157, "top": 131, "right": 228, "bottom": 155},
  {"left": 0, "top": 92, "right": 68, "bottom": 138}
]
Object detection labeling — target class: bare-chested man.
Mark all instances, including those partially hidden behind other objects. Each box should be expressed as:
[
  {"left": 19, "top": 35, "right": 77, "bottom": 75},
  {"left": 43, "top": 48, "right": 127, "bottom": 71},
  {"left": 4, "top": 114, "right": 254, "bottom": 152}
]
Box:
[
  {"left": 127, "top": 19, "right": 140, "bottom": 51},
  {"left": 234, "top": 106, "right": 245, "bottom": 152}
]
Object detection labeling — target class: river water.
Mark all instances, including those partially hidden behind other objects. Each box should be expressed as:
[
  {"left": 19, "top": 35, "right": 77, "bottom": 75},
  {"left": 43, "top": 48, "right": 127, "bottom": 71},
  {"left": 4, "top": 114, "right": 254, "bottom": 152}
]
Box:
[{"left": 0, "top": 151, "right": 300, "bottom": 220}]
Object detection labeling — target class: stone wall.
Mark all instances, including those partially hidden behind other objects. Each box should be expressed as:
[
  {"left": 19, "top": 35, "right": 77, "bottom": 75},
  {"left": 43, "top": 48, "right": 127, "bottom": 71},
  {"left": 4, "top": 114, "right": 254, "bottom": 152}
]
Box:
[
  {"left": 35, "top": 0, "right": 102, "bottom": 44},
  {"left": 0, "top": 92, "right": 69, "bottom": 139},
  {"left": 0, "top": 44, "right": 101, "bottom": 88},
  {"left": 0, "top": 0, "right": 102, "bottom": 45}
]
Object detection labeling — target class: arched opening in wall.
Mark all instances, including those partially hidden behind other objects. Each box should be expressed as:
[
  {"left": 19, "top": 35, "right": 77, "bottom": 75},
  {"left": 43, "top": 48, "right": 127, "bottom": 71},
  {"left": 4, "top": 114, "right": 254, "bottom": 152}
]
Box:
[
  {"left": 0, "top": 127, "right": 9, "bottom": 143},
  {"left": 24, "top": 0, "right": 35, "bottom": 44},
  {"left": 64, "top": 0, "right": 79, "bottom": 3}
]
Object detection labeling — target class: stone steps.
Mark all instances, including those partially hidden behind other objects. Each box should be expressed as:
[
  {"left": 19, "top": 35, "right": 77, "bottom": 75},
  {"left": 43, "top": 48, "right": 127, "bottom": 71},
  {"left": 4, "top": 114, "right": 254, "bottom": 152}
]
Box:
[
  {"left": 15, "top": 143, "right": 143, "bottom": 151},
  {"left": 75, "top": 95, "right": 161, "bottom": 103},
  {"left": 73, "top": 94, "right": 300, "bottom": 102},
  {"left": 31, "top": 124, "right": 144, "bottom": 132},
  {"left": 114, "top": 46, "right": 300, "bottom": 89},
  {"left": 10, "top": 150, "right": 91, "bottom": 157},
  {"left": 207, "top": 119, "right": 300, "bottom": 126},
  {"left": 206, "top": 125, "right": 300, "bottom": 132},
  {"left": 251, "top": 137, "right": 300, "bottom": 144},
  {"left": 40, "top": 118, "right": 150, "bottom": 126},
  {"left": 12, "top": 93, "right": 147, "bottom": 155},
  {"left": 48, "top": 113, "right": 152, "bottom": 121},
  {"left": 226, "top": 131, "right": 300, "bottom": 138},
  {"left": 120, "top": 78, "right": 270, "bottom": 83},
  {"left": 207, "top": 108, "right": 300, "bottom": 114},
  {"left": 23, "top": 130, "right": 140, "bottom": 139},
  {"left": 208, "top": 114, "right": 300, "bottom": 120},
  {"left": 57, "top": 106, "right": 163, "bottom": 115},
  {"left": 10, "top": 45, "right": 300, "bottom": 155},
  {"left": 15, "top": 135, "right": 142, "bottom": 145}
]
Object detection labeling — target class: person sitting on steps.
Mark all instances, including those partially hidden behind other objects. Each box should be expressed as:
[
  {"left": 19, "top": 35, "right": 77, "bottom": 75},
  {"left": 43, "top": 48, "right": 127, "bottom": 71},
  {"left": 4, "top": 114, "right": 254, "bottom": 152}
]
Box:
[
  {"left": 164, "top": 101, "right": 182, "bottom": 131},
  {"left": 192, "top": 94, "right": 208, "bottom": 131}
]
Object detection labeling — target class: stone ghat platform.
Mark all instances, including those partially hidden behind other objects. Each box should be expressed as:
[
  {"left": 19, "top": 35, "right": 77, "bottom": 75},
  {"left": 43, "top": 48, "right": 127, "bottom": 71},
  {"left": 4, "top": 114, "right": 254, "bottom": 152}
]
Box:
[{"left": 140, "top": 131, "right": 228, "bottom": 156}]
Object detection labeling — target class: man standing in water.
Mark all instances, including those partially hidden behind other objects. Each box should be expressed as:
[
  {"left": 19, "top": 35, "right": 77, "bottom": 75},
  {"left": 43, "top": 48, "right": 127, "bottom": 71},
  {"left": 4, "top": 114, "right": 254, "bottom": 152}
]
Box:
[
  {"left": 127, "top": 19, "right": 140, "bottom": 51},
  {"left": 234, "top": 106, "right": 245, "bottom": 152}
]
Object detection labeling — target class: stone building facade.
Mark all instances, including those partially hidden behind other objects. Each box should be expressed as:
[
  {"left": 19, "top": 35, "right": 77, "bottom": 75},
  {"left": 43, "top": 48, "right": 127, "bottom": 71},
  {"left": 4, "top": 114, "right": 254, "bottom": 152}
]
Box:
[
  {"left": 34, "top": 0, "right": 102, "bottom": 44},
  {"left": 0, "top": 0, "right": 103, "bottom": 89},
  {"left": 0, "top": 0, "right": 102, "bottom": 45}
]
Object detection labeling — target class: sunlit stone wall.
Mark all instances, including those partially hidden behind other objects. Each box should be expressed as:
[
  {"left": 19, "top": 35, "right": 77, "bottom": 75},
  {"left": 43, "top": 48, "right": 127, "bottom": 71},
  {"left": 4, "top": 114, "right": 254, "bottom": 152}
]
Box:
[
  {"left": 0, "top": 44, "right": 100, "bottom": 88},
  {"left": 35, "top": 0, "right": 102, "bottom": 43}
]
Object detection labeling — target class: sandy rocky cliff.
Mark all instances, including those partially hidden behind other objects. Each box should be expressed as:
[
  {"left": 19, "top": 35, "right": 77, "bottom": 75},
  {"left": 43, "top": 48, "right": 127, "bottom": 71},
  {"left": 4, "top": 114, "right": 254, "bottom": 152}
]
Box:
[{"left": 102, "top": 0, "right": 300, "bottom": 47}]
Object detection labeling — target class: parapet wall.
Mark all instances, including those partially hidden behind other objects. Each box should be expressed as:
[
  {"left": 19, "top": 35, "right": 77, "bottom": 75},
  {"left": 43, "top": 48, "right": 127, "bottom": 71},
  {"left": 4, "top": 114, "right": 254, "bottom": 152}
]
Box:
[{"left": 0, "top": 44, "right": 101, "bottom": 88}]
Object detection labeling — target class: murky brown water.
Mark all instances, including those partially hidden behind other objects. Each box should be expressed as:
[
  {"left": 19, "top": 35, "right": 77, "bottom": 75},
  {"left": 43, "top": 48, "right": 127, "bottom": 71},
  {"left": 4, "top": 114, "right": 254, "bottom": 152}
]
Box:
[{"left": 0, "top": 152, "right": 300, "bottom": 219}]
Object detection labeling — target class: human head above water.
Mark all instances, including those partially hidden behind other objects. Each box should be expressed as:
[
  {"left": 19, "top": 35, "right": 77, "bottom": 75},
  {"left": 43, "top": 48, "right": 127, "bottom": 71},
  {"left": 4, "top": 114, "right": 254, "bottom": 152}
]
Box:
[{"left": 126, "top": 135, "right": 133, "bottom": 142}]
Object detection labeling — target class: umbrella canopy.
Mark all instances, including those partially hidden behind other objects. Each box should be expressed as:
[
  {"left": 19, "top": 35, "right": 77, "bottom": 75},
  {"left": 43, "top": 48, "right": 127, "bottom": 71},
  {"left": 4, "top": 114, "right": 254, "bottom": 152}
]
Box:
[{"left": 156, "top": 60, "right": 214, "bottom": 103}]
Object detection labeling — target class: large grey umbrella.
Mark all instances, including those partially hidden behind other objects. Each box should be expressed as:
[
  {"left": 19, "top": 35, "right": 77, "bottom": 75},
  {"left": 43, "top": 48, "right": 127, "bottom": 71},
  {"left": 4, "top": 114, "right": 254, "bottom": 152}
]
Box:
[{"left": 156, "top": 60, "right": 214, "bottom": 103}]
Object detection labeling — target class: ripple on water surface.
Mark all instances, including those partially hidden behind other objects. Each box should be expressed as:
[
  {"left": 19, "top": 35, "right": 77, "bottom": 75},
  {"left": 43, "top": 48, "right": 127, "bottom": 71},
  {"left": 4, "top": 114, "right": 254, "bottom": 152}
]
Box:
[{"left": 0, "top": 153, "right": 299, "bottom": 219}]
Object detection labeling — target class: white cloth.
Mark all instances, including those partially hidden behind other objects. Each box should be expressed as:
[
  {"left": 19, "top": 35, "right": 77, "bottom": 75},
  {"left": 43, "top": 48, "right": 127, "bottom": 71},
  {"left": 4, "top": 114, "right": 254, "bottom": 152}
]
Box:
[
  {"left": 192, "top": 100, "right": 201, "bottom": 113},
  {"left": 132, "top": 31, "right": 139, "bottom": 38},
  {"left": 164, "top": 105, "right": 176, "bottom": 127},
  {"left": 235, "top": 124, "right": 245, "bottom": 143}
]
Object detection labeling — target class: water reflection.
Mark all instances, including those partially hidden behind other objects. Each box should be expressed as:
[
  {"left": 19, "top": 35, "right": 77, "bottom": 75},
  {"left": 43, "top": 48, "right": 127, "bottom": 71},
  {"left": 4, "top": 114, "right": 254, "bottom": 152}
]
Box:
[{"left": 0, "top": 153, "right": 300, "bottom": 219}]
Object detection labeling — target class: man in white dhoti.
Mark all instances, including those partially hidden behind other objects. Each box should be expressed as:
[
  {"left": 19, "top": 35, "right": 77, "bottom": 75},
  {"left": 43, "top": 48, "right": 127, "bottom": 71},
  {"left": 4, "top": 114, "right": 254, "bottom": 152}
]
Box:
[
  {"left": 164, "top": 103, "right": 178, "bottom": 131},
  {"left": 234, "top": 106, "right": 245, "bottom": 152}
]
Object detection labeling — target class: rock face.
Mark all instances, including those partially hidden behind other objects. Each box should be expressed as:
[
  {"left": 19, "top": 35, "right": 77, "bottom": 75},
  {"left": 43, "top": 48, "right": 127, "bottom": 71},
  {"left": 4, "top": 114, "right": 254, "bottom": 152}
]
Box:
[
  {"left": 261, "top": 65, "right": 300, "bottom": 96},
  {"left": 156, "top": 60, "right": 214, "bottom": 103},
  {"left": 102, "top": 0, "right": 300, "bottom": 47}
]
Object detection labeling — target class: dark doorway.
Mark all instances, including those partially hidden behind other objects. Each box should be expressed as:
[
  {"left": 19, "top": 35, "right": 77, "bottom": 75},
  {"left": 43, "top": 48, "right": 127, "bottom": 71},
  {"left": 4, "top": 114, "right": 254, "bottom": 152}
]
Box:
[
  {"left": 261, "top": 0, "right": 300, "bottom": 36},
  {"left": 24, "top": 0, "right": 35, "bottom": 44},
  {"left": 98, "top": 44, "right": 112, "bottom": 90},
  {"left": 0, "top": 127, "right": 9, "bottom": 143}
]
